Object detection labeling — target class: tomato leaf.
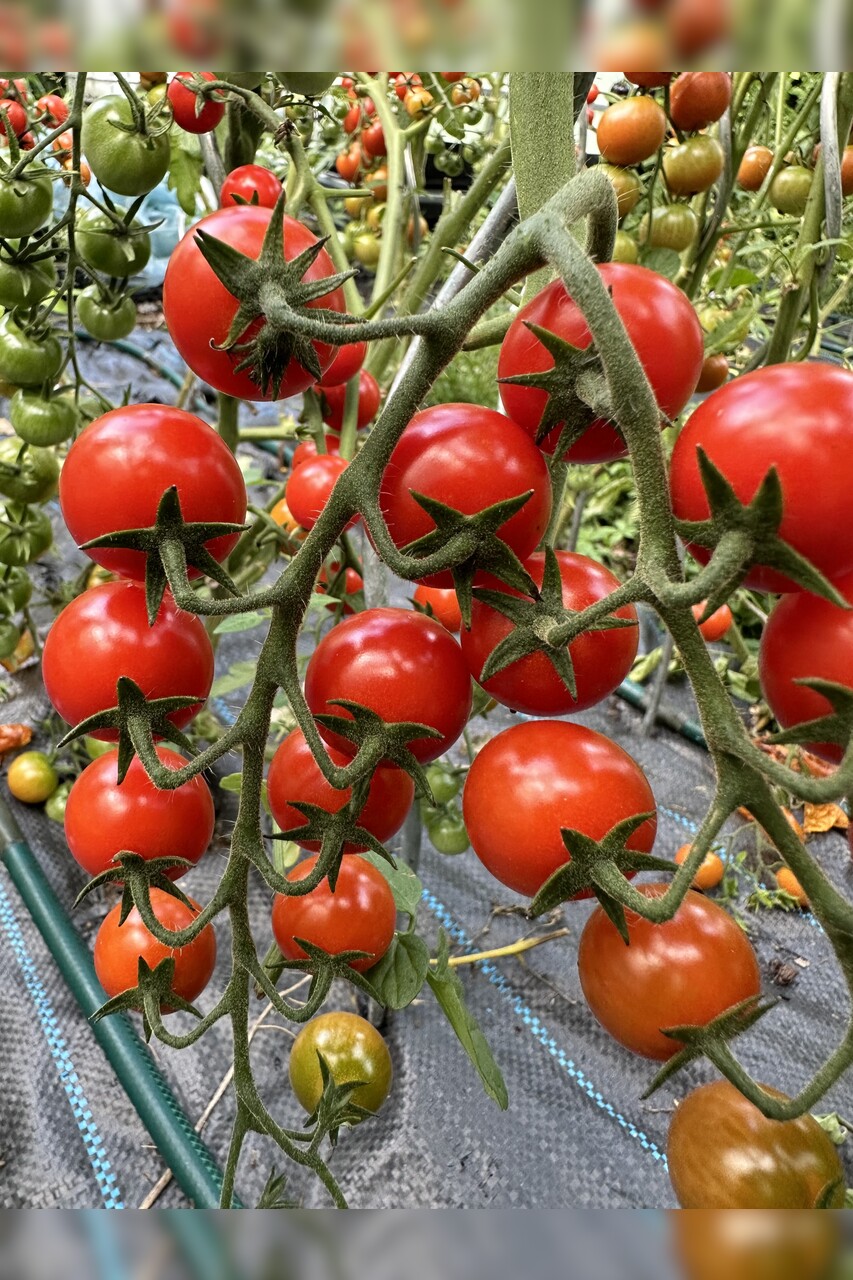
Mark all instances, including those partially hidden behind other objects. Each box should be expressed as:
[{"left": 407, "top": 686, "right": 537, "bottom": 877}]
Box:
[
  {"left": 211, "top": 659, "right": 258, "bottom": 696},
  {"left": 362, "top": 849, "right": 423, "bottom": 920},
  {"left": 638, "top": 247, "right": 681, "bottom": 280},
  {"left": 167, "top": 129, "right": 203, "bottom": 217},
  {"left": 213, "top": 609, "right": 271, "bottom": 634},
  {"left": 426, "top": 930, "right": 509, "bottom": 1110},
  {"left": 364, "top": 932, "right": 430, "bottom": 1010}
]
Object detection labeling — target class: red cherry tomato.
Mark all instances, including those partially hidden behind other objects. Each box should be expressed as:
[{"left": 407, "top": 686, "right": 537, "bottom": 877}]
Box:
[
  {"left": 163, "top": 206, "right": 345, "bottom": 401},
  {"left": 59, "top": 404, "right": 247, "bottom": 581},
  {"left": 285, "top": 453, "right": 349, "bottom": 531},
  {"left": 394, "top": 73, "right": 422, "bottom": 100},
  {"left": 35, "top": 93, "right": 68, "bottom": 126},
  {"left": 692, "top": 600, "right": 733, "bottom": 642},
  {"left": 319, "top": 341, "right": 368, "bottom": 387},
  {"left": 461, "top": 550, "right": 638, "bottom": 715},
  {"left": 219, "top": 163, "right": 282, "bottom": 208},
  {"left": 305, "top": 607, "right": 473, "bottom": 762},
  {"left": 167, "top": 71, "right": 225, "bottom": 133},
  {"left": 463, "top": 720, "right": 657, "bottom": 898},
  {"left": 669, "top": 72, "right": 732, "bottom": 132},
  {"left": 272, "top": 853, "right": 396, "bottom": 973},
  {"left": 378, "top": 403, "right": 552, "bottom": 588},
  {"left": 335, "top": 142, "right": 362, "bottom": 182},
  {"left": 64, "top": 746, "right": 214, "bottom": 880},
  {"left": 361, "top": 120, "right": 387, "bottom": 158},
  {"left": 759, "top": 572, "right": 853, "bottom": 763},
  {"left": 267, "top": 728, "right": 414, "bottom": 852},
  {"left": 320, "top": 369, "right": 381, "bottom": 431},
  {"left": 0, "top": 98, "right": 27, "bottom": 137},
  {"left": 94, "top": 888, "right": 216, "bottom": 1009},
  {"left": 413, "top": 584, "right": 462, "bottom": 632},
  {"left": 578, "top": 884, "right": 761, "bottom": 1060},
  {"left": 290, "top": 436, "right": 341, "bottom": 470},
  {"left": 498, "top": 264, "right": 704, "bottom": 463},
  {"left": 42, "top": 582, "right": 214, "bottom": 740},
  {"left": 670, "top": 363, "right": 853, "bottom": 593}
]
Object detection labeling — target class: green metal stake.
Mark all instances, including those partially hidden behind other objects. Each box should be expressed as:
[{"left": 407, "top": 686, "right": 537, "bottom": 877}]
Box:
[{"left": 0, "top": 797, "right": 238, "bottom": 1209}]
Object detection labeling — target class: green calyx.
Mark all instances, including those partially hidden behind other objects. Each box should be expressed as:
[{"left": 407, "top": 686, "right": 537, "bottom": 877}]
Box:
[
  {"left": 194, "top": 194, "right": 355, "bottom": 397},
  {"left": 498, "top": 321, "right": 611, "bottom": 452},
  {"left": 641, "top": 995, "right": 778, "bottom": 1100}
]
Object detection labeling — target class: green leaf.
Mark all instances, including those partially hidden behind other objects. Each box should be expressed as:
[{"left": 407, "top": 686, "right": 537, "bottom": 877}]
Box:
[
  {"left": 707, "top": 265, "right": 760, "bottom": 289},
  {"left": 639, "top": 247, "right": 681, "bottom": 280},
  {"left": 362, "top": 850, "right": 423, "bottom": 920},
  {"left": 167, "top": 130, "right": 204, "bottom": 217},
  {"left": 211, "top": 659, "right": 258, "bottom": 696},
  {"left": 364, "top": 933, "right": 430, "bottom": 1010},
  {"left": 219, "top": 773, "right": 242, "bottom": 794},
  {"left": 425, "top": 931, "right": 508, "bottom": 1110},
  {"left": 213, "top": 609, "right": 271, "bottom": 634}
]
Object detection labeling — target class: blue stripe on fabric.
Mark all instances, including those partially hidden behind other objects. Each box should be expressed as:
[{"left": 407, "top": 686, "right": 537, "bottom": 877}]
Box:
[
  {"left": 420, "top": 885, "right": 668, "bottom": 1170},
  {"left": 0, "top": 880, "right": 124, "bottom": 1209}
]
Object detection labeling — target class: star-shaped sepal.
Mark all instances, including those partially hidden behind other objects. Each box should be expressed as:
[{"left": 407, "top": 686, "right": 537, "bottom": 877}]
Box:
[
  {"left": 270, "top": 784, "right": 396, "bottom": 895},
  {"left": 641, "top": 994, "right": 779, "bottom": 1099},
  {"left": 528, "top": 812, "right": 672, "bottom": 938},
  {"left": 81, "top": 486, "right": 246, "bottom": 622},
  {"left": 675, "top": 451, "right": 849, "bottom": 608},
  {"left": 193, "top": 192, "right": 357, "bottom": 398},
  {"left": 498, "top": 322, "right": 614, "bottom": 455},
  {"left": 297, "top": 1049, "right": 376, "bottom": 1146},
  {"left": 767, "top": 678, "right": 853, "bottom": 757},
  {"left": 472, "top": 545, "right": 637, "bottom": 696},
  {"left": 91, "top": 955, "right": 205, "bottom": 1043},
  {"left": 401, "top": 491, "right": 540, "bottom": 626},
  {"left": 74, "top": 852, "right": 196, "bottom": 918},
  {"left": 57, "top": 676, "right": 198, "bottom": 783},
  {"left": 313, "top": 699, "right": 443, "bottom": 797}
]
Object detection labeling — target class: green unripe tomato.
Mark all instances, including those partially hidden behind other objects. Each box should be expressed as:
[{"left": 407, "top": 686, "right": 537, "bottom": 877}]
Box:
[
  {"left": 0, "top": 618, "right": 19, "bottom": 658},
  {"left": 289, "top": 1011, "right": 392, "bottom": 1114},
  {"left": 0, "top": 438, "right": 60, "bottom": 504},
  {"left": 0, "top": 505, "right": 53, "bottom": 566},
  {"left": 76, "top": 286, "right": 137, "bottom": 341},
  {"left": 0, "top": 315, "right": 63, "bottom": 388},
  {"left": 45, "top": 780, "right": 72, "bottom": 823},
  {"left": 215, "top": 72, "right": 263, "bottom": 90},
  {"left": 7, "top": 750, "right": 59, "bottom": 804},
  {"left": 769, "top": 165, "right": 813, "bottom": 215},
  {"left": 638, "top": 204, "right": 699, "bottom": 252},
  {"left": 10, "top": 389, "right": 78, "bottom": 446},
  {"left": 425, "top": 764, "right": 461, "bottom": 805},
  {"left": 76, "top": 208, "right": 151, "bottom": 278},
  {"left": 0, "top": 253, "right": 56, "bottom": 310},
  {"left": 5, "top": 567, "right": 32, "bottom": 611},
  {"left": 85, "top": 735, "right": 117, "bottom": 761},
  {"left": 277, "top": 74, "right": 336, "bottom": 97},
  {"left": 611, "top": 229, "right": 639, "bottom": 263},
  {"left": 0, "top": 173, "right": 54, "bottom": 238},
  {"left": 81, "top": 95, "right": 170, "bottom": 197},
  {"left": 427, "top": 812, "right": 470, "bottom": 855}
]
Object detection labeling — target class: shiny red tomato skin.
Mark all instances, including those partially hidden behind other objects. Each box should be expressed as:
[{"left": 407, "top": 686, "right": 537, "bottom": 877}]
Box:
[
  {"left": 285, "top": 453, "right": 349, "bottom": 531},
  {"left": 42, "top": 582, "right": 214, "bottom": 740},
  {"left": 64, "top": 746, "right": 215, "bottom": 880},
  {"left": 670, "top": 363, "right": 853, "bottom": 593},
  {"left": 94, "top": 888, "right": 216, "bottom": 1008},
  {"left": 320, "top": 370, "right": 381, "bottom": 431},
  {"left": 413, "top": 584, "right": 462, "bottom": 632},
  {"left": 59, "top": 404, "right": 247, "bottom": 581},
  {"left": 267, "top": 728, "right": 414, "bottom": 851},
  {"left": 379, "top": 403, "right": 552, "bottom": 588},
  {"left": 319, "top": 341, "right": 368, "bottom": 386},
  {"left": 461, "top": 550, "right": 638, "bottom": 714},
  {"left": 578, "top": 884, "right": 761, "bottom": 1060},
  {"left": 693, "top": 600, "right": 733, "bottom": 642},
  {"left": 463, "top": 719, "right": 657, "bottom": 898},
  {"left": 167, "top": 71, "right": 225, "bottom": 133},
  {"left": 272, "top": 853, "right": 396, "bottom": 972},
  {"left": 499, "top": 264, "right": 704, "bottom": 463},
  {"left": 759, "top": 573, "right": 853, "bottom": 763},
  {"left": 305, "top": 607, "right": 473, "bottom": 762},
  {"left": 163, "top": 206, "right": 345, "bottom": 401},
  {"left": 219, "top": 163, "right": 282, "bottom": 208}
]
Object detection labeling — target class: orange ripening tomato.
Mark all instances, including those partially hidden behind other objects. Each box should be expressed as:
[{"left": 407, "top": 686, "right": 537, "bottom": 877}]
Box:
[
  {"left": 674, "top": 843, "right": 725, "bottom": 890},
  {"left": 692, "top": 600, "right": 733, "bottom": 642}
]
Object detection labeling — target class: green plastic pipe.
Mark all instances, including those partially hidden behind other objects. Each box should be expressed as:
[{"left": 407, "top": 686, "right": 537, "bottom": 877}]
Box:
[
  {"left": 616, "top": 677, "right": 707, "bottom": 749},
  {"left": 0, "top": 798, "right": 238, "bottom": 1209}
]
